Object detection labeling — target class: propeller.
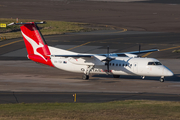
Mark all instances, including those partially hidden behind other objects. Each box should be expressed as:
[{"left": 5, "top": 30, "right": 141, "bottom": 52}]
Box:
[{"left": 102, "top": 46, "right": 115, "bottom": 72}]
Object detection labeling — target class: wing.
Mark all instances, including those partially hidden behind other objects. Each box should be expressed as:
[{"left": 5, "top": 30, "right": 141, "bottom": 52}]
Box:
[
  {"left": 51, "top": 49, "right": 159, "bottom": 58},
  {"left": 51, "top": 55, "right": 93, "bottom": 58},
  {"left": 124, "top": 49, "right": 159, "bottom": 54},
  {"left": 98, "top": 49, "right": 159, "bottom": 57}
]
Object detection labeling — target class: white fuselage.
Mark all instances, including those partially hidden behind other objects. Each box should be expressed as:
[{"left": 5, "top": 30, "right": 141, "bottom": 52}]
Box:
[
  {"left": 50, "top": 56, "right": 173, "bottom": 77},
  {"left": 13, "top": 21, "right": 173, "bottom": 81}
]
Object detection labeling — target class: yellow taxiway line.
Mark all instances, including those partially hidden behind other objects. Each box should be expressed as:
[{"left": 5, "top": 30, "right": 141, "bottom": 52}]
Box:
[
  {"left": 0, "top": 28, "right": 127, "bottom": 50},
  {"left": 67, "top": 42, "right": 91, "bottom": 51},
  {"left": 142, "top": 46, "right": 180, "bottom": 57},
  {"left": 1, "top": 39, "right": 179, "bottom": 58},
  {"left": 0, "top": 40, "right": 23, "bottom": 48}
]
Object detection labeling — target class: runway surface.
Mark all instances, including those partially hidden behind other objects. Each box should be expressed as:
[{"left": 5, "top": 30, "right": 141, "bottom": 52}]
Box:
[
  {"left": 1, "top": 0, "right": 180, "bottom": 33},
  {"left": 0, "top": 31, "right": 180, "bottom": 103},
  {"left": 1, "top": 31, "right": 180, "bottom": 59},
  {"left": 91, "top": 0, "right": 180, "bottom": 4},
  {"left": 0, "top": 59, "right": 179, "bottom": 93},
  {"left": 1, "top": 0, "right": 180, "bottom": 103},
  {"left": 1, "top": 92, "right": 180, "bottom": 104}
]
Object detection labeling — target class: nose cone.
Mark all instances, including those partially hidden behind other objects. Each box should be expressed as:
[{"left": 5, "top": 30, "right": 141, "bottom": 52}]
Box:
[
  {"left": 166, "top": 69, "right": 174, "bottom": 76},
  {"left": 164, "top": 66, "right": 174, "bottom": 76}
]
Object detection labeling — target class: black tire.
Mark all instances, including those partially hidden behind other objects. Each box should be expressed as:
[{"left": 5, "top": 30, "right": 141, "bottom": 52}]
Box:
[
  {"left": 82, "top": 74, "right": 89, "bottom": 80},
  {"left": 113, "top": 75, "right": 120, "bottom": 78},
  {"left": 160, "top": 78, "right": 164, "bottom": 82}
]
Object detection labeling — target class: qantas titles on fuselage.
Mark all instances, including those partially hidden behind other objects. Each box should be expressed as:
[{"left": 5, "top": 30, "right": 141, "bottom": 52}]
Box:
[
  {"left": 51, "top": 56, "right": 173, "bottom": 77},
  {"left": 8, "top": 21, "right": 173, "bottom": 82}
]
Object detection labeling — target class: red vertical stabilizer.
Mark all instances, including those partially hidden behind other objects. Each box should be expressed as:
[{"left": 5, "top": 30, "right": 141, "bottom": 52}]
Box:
[{"left": 20, "top": 22, "right": 54, "bottom": 67}]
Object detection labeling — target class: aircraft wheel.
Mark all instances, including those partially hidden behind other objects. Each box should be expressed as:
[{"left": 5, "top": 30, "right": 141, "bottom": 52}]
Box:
[
  {"left": 141, "top": 76, "right": 145, "bottom": 80},
  {"left": 160, "top": 78, "right": 164, "bottom": 82},
  {"left": 82, "top": 74, "right": 89, "bottom": 80},
  {"left": 113, "top": 75, "right": 120, "bottom": 78}
]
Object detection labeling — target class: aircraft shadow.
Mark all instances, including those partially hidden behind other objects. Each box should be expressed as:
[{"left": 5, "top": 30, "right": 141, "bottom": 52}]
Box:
[{"left": 92, "top": 74, "right": 180, "bottom": 82}]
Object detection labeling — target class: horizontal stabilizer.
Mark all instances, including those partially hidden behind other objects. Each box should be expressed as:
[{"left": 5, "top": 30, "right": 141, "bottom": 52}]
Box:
[{"left": 7, "top": 21, "right": 45, "bottom": 26}]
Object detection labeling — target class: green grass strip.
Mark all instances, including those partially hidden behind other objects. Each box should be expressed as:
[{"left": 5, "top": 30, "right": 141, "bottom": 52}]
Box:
[
  {"left": 0, "top": 18, "right": 93, "bottom": 40},
  {"left": 0, "top": 100, "right": 180, "bottom": 120}
]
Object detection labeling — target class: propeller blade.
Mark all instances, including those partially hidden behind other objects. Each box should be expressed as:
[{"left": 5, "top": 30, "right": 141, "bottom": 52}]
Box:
[
  {"left": 107, "top": 61, "right": 109, "bottom": 72},
  {"left": 103, "top": 46, "right": 113, "bottom": 73}
]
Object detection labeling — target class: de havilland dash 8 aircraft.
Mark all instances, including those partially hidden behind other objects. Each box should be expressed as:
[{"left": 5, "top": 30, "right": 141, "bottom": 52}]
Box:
[{"left": 8, "top": 21, "right": 173, "bottom": 82}]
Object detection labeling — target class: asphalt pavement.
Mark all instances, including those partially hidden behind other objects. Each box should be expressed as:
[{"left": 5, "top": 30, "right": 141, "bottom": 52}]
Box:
[
  {"left": 1, "top": 31, "right": 180, "bottom": 59},
  {"left": 1, "top": 92, "right": 180, "bottom": 104},
  {"left": 1, "top": 0, "right": 180, "bottom": 32},
  {"left": 1, "top": 0, "right": 180, "bottom": 103}
]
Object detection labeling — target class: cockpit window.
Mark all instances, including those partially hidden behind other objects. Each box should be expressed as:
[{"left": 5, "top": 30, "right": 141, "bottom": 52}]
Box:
[
  {"left": 148, "top": 62, "right": 155, "bottom": 65},
  {"left": 155, "top": 62, "right": 162, "bottom": 65},
  {"left": 148, "top": 62, "right": 162, "bottom": 65}
]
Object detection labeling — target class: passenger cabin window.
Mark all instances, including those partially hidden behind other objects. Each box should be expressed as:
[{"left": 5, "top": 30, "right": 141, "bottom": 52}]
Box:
[{"left": 148, "top": 62, "right": 162, "bottom": 65}]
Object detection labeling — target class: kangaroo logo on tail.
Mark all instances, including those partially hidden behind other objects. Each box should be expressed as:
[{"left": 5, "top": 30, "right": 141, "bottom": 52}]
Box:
[
  {"left": 8, "top": 21, "right": 54, "bottom": 67},
  {"left": 21, "top": 31, "right": 47, "bottom": 61}
]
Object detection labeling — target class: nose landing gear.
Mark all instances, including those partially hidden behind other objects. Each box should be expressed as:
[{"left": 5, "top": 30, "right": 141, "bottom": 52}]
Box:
[
  {"left": 160, "top": 76, "right": 165, "bottom": 82},
  {"left": 141, "top": 76, "right": 145, "bottom": 80}
]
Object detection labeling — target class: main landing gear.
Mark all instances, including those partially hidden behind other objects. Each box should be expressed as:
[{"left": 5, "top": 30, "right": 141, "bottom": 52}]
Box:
[
  {"left": 82, "top": 65, "right": 94, "bottom": 80},
  {"left": 113, "top": 75, "right": 120, "bottom": 78},
  {"left": 82, "top": 74, "right": 89, "bottom": 80}
]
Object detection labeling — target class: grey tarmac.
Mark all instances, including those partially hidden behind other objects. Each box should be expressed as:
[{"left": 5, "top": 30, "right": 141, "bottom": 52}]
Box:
[
  {"left": 0, "top": 60, "right": 179, "bottom": 93},
  {"left": 1, "top": 0, "right": 180, "bottom": 33},
  {"left": 0, "top": 31, "right": 180, "bottom": 103},
  {"left": 0, "top": 59, "right": 180, "bottom": 103},
  {"left": 0, "top": 0, "right": 180, "bottom": 103}
]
